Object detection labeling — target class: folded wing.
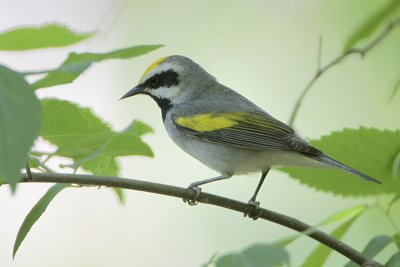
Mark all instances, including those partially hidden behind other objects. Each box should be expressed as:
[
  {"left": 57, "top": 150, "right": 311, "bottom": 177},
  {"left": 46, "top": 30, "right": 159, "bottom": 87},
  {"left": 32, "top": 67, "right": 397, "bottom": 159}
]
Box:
[{"left": 174, "top": 112, "right": 322, "bottom": 155}]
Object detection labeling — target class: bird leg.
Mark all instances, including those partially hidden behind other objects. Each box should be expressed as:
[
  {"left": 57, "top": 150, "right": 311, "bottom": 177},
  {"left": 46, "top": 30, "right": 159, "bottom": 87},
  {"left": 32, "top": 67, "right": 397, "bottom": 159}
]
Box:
[
  {"left": 245, "top": 168, "right": 270, "bottom": 220},
  {"left": 183, "top": 174, "right": 232, "bottom": 206}
]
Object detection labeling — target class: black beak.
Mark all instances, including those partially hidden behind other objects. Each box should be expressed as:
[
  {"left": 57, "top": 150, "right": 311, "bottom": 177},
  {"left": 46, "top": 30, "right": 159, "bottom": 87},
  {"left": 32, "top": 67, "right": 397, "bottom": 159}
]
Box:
[{"left": 119, "top": 85, "right": 144, "bottom": 100}]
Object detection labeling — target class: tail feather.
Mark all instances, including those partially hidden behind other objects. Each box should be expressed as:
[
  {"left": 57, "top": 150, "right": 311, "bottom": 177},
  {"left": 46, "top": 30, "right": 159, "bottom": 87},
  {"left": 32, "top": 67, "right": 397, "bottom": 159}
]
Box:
[{"left": 304, "top": 153, "right": 382, "bottom": 184}]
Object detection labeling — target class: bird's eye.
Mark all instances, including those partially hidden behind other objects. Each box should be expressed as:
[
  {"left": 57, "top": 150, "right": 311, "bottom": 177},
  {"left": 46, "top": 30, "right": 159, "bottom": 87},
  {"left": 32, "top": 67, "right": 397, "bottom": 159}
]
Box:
[{"left": 150, "top": 76, "right": 160, "bottom": 87}]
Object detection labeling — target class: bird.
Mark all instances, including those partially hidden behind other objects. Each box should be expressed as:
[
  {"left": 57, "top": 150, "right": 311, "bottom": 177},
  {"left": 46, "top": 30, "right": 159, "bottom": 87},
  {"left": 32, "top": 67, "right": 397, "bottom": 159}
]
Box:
[{"left": 120, "top": 55, "right": 381, "bottom": 217}]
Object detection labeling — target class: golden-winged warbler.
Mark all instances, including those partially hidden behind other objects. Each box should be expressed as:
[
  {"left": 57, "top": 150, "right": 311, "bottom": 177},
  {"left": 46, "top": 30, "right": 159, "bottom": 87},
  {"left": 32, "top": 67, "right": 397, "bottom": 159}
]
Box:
[{"left": 120, "top": 55, "right": 380, "bottom": 211}]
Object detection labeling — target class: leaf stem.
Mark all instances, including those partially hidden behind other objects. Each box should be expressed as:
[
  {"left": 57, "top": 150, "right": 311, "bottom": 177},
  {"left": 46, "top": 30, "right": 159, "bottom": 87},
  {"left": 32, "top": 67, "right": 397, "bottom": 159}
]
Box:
[
  {"left": 17, "top": 172, "right": 382, "bottom": 266},
  {"left": 20, "top": 69, "right": 55, "bottom": 76},
  {"left": 38, "top": 162, "right": 56, "bottom": 173},
  {"left": 288, "top": 16, "right": 400, "bottom": 127}
]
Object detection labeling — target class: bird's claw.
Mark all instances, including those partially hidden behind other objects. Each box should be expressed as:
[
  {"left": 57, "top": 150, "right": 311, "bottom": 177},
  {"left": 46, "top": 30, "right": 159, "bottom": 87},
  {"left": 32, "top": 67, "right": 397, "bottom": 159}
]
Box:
[
  {"left": 244, "top": 200, "right": 262, "bottom": 220},
  {"left": 183, "top": 186, "right": 202, "bottom": 206}
]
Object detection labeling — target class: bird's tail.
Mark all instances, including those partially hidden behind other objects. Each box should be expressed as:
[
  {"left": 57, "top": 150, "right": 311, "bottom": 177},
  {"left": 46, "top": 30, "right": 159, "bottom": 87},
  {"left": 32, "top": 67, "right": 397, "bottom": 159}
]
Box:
[{"left": 304, "top": 153, "right": 381, "bottom": 184}]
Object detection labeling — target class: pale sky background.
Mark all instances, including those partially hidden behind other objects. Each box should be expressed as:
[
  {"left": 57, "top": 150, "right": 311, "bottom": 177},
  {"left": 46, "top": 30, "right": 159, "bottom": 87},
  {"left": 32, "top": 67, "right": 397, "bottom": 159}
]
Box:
[{"left": 0, "top": 0, "right": 399, "bottom": 266}]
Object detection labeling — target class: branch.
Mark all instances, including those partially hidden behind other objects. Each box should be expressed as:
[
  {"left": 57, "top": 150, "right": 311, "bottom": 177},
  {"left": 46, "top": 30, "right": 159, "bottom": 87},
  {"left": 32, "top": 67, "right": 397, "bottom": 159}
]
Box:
[
  {"left": 18, "top": 172, "right": 382, "bottom": 266},
  {"left": 288, "top": 16, "right": 400, "bottom": 127}
]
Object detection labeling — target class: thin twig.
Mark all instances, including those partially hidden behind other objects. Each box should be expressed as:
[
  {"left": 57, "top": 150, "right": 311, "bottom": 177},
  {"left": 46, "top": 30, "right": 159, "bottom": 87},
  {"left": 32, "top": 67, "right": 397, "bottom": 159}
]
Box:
[
  {"left": 288, "top": 16, "right": 400, "bottom": 127},
  {"left": 317, "top": 35, "right": 323, "bottom": 71},
  {"left": 17, "top": 172, "right": 382, "bottom": 267}
]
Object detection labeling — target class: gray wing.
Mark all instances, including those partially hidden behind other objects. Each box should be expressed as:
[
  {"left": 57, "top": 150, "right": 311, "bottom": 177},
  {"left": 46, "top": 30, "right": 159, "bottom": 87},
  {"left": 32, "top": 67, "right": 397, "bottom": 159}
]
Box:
[{"left": 173, "top": 111, "right": 322, "bottom": 155}]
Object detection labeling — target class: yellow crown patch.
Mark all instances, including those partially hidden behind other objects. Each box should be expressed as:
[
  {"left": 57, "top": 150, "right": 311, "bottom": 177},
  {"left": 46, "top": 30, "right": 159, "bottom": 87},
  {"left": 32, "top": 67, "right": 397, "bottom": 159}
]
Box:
[{"left": 138, "top": 56, "right": 169, "bottom": 83}]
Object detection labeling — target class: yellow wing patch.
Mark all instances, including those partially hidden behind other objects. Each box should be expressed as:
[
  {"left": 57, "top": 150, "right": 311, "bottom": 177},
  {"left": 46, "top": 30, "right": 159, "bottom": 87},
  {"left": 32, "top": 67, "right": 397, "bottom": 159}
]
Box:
[
  {"left": 138, "top": 56, "right": 169, "bottom": 83},
  {"left": 176, "top": 112, "right": 247, "bottom": 132}
]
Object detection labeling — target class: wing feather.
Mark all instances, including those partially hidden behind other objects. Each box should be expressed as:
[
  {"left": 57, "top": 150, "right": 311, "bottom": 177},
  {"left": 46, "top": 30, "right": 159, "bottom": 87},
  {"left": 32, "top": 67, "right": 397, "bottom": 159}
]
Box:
[{"left": 174, "top": 112, "right": 321, "bottom": 154}]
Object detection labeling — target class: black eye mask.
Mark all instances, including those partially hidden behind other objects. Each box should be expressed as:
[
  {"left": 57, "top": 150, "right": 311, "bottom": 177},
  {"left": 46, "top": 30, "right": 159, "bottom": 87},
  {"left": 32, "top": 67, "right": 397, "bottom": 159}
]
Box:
[{"left": 143, "top": 70, "right": 179, "bottom": 89}]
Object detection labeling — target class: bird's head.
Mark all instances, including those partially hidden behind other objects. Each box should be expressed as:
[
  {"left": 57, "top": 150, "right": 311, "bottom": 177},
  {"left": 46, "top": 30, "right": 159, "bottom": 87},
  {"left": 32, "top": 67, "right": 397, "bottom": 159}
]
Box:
[{"left": 120, "top": 55, "right": 216, "bottom": 109}]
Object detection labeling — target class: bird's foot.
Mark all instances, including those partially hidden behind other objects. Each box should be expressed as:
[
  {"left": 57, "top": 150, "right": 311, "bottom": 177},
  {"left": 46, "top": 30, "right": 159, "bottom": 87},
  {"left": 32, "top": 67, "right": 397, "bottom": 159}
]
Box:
[
  {"left": 244, "top": 200, "right": 262, "bottom": 220},
  {"left": 183, "top": 185, "right": 202, "bottom": 206}
]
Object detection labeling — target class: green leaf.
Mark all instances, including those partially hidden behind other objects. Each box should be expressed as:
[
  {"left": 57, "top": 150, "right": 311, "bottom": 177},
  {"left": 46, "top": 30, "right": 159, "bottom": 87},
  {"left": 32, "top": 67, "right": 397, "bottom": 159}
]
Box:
[
  {"left": 41, "top": 98, "right": 94, "bottom": 138},
  {"left": 30, "top": 151, "right": 49, "bottom": 157},
  {"left": 101, "top": 133, "right": 153, "bottom": 157},
  {"left": 55, "top": 130, "right": 113, "bottom": 159},
  {"left": 0, "top": 65, "right": 41, "bottom": 190},
  {"left": 385, "top": 251, "right": 400, "bottom": 267},
  {"left": 13, "top": 183, "right": 70, "bottom": 258},
  {"left": 343, "top": 0, "right": 400, "bottom": 51},
  {"left": 79, "top": 155, "right": 119, "bottom": 176},
  {"left": 300, "top": 215, "right": 360, "bottom": 267},
  {"left": 215, "top": 243, "right": 289, "bottom": 267},
  {"left": 122, "top": 120, "right": 154, "bottom": 136},
  {"left": 344, "top": 235, "right": 392, "bottom": 267},
  {"left": 392, "top": 151, "right": 400, "bottom": 179},
  {"left": 41, "top": 98, "right": 111, "bottom": 150},
  {"left": 316, "top": 205, "right": 366, "bottom": 227},
  {"left": 27, "top": 157, "right": 40, "bottom": 169},
  {"left": 276, "top": 204, "right": 366, "bottom": 247},
  {"left": 93, "top": 156, "right": 112, "bottom": 174},
  {"left": 62, "top": 155, "right": 120, "bottom": 177},
  {"left": 362, "top": 236, "right": 392, "bottom": 257},
  {"left": 392, "top": 233, "right": 400, "bottom": 250},
  {"left": 280, "top": 128, "right": 400, "bottom": 197},
  {"left": 216, "top": 254, "right": 247, "bottom": 267},
  {"left": 40, "top": 98, "right": 153, "bottom": 175},
  {"left": 0, "top": 24, "right": 94, "bottom": 51},
  {"left": 32, "top": 45, "right": 164, "bottom": 89},
  {"left": 388, "top": 78, "right": 400, "bottom": 104},
  {"left": 111, "top": 187, "right": 125, "bottom": 205},
  {"left": 62, "top": 133, "right": 152, "bottom": 175}
]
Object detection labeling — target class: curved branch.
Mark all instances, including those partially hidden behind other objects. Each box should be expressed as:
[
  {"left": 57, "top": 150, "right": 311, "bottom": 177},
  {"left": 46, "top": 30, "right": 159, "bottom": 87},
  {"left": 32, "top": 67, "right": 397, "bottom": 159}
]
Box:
[
  {"left": 288, "top": 16, "right": 400, "bottom": 127},
  {"left": 19, "top": 172, "right": 382, "bottom": 266}
]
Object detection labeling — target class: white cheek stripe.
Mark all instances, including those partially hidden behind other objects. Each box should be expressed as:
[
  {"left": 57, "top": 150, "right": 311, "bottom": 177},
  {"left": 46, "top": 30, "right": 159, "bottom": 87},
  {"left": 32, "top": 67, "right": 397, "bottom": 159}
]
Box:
[{"left": 149, "top": 86, "right": 181, "bottom": 104}]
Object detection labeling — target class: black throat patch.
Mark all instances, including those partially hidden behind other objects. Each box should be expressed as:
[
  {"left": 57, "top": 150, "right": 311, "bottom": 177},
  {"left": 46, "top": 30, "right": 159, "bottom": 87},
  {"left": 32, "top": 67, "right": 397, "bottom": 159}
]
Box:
[{"left": 150, "top": 96, "right": 173, "bottom": 121}]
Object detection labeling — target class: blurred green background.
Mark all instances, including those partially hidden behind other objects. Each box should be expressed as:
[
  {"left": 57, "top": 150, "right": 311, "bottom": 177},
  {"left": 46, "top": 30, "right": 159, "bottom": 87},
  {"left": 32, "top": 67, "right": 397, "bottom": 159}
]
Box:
[{"left": 1, "top": 0, "right": 399, "bottom": 266}]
